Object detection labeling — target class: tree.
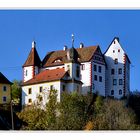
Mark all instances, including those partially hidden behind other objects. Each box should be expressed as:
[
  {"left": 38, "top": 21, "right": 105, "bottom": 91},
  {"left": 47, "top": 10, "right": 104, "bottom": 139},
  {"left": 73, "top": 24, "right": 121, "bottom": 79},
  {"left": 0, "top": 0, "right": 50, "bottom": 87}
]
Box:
[
  {"left": 17, "top": 89, "right": 58, "bottom": 130},
  {"left": 92, "top": 98, "right": 136, "bottom": 130},
  {"left": 56, "top": 92, "right": 88, "bottom": 130},
  {"left": 94, "top": 95, "right": 103, "bottom": 114},
  {"left": 11, "top": 80, "right": 22, "bottom": 103},
  {"left": 17, "top": 105, "right": 46, "bottom": 130},
  {"left": 44, "top": 89, "right": 58, "bottom": 130}
]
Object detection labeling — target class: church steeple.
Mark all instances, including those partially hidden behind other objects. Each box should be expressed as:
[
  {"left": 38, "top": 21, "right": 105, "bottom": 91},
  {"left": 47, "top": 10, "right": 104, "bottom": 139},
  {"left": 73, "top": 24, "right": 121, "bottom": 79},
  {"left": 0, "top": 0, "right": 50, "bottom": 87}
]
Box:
[{"left": 23, "top": 41, "right": 41, "bottom": 82}]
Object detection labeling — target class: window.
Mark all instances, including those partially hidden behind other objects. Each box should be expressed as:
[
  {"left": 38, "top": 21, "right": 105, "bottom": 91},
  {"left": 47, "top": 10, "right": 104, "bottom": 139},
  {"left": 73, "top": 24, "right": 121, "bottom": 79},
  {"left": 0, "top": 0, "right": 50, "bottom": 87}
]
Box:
[
  {"left": 62, "top": 85, "right": 65, "bottom": 91},
  {"left": 118, "top": 68, "right": 122, "bottom": 74},
  {"left": 3, "top": 96, "right": 6, "bottom": 102},
  {"left": 119, "top": 79, "right": 123, "bottom": 85},
  {"left": 99, "top": 76, "right": 102, "bottom": 82},
  {"left": 67, "top": 65, "right": 70, "bottom": 71},
  {"left": 81, "top": 64, "right": 85, "bottom": 70},
  {"left": 113, "top": 79, "right": 117, "bottom": 85},
  {"left": 77, "top": 86, "right": 79, "bottom": 92},
  {"left": 114, "top": 58, "right": 118, "bottom": 64},
  {"left": 54, "top": 59, "right": 62, "bottom": 63},
  {"left": 94, "top": 65, "right": 97, "bottom": 71},
  {"left": 25, "top": 70, "right": 28, "bottom": 76},
  {"left": 28, "top": 88, "right": 32, "bottom": 94},
  {"left": 119, "top": 90, "right": 122, "bottom": 95},
  {"left": 50, "top": 85, "right": 54, "bottom": 91},
  {"left": 28, "top": 98, "right": 32, "bottom": 103},
  {"left": 39, "top": 87, "right": 43, "bottom": 93},
  {"left": 118, "top": 49, "right": 120, "bottom": 52},
  {"left": 76, "top": 66, "right": 80, "bottom": 78},
  {"left": 111, "top": 90, "right": 114, "bottom": 95},
  {"left": 37, "top": 95, "right": 43, "bottom": 102},
  {"left": 111, "top": 69, "right": 115, "bottom": 75},
  {"left": 98, "top": 66, "right": 102, "bottom": 73},
  {"left": 113, "top": 50, "right": 115, "bottom": 53},
  {"left": 94, "top": 75, "right": 97, "bottom": 81},
  {"left": 3, "top": 86, "right": 7, "bottom": 92}
]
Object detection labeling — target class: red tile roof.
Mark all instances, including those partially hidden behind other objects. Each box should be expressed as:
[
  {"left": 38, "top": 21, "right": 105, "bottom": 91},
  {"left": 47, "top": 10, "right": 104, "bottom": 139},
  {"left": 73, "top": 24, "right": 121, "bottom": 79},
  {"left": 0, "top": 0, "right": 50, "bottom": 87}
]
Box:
[
  {"left": 22, "top": 68, "right": 67, "bottom": 86},
  {"left": 0, "top": 72, "right": 12, "bottom": 84},
  {"left": 42, "top": 46, "right": 98, "bottom": 67},
  {"left": 23, "top": 47, "right": 41, "bottom": 67}
]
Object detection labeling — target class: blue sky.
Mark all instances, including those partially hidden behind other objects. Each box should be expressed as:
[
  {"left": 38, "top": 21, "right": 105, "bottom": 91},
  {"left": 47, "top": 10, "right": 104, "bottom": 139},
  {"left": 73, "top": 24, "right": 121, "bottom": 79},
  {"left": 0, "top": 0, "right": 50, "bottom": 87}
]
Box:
[{"left": 0, "top": 10, "right": 139, "bottom": 91}]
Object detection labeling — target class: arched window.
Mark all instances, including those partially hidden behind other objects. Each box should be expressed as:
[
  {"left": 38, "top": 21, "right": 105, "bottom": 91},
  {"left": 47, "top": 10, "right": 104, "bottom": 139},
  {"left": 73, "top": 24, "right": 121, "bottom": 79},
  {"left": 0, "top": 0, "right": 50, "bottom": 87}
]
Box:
[
  {"left": 119, "top": 89, "right": 122, "bottom": 95},
  {"left": 111, "top": 90, "right": 114, "bottom": 95}
]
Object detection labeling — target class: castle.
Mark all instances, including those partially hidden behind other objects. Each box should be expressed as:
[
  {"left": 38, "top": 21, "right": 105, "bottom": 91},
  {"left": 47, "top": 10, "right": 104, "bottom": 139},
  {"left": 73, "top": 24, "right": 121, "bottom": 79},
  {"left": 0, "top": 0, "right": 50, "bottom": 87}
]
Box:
[{"left": 21, "top": 37, "right": 130, "bottom": 106}]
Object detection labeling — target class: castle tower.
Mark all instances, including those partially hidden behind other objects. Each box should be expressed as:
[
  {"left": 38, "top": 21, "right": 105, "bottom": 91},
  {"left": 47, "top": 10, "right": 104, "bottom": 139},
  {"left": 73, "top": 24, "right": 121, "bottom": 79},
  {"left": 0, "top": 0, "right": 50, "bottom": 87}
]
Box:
[
  {"left": 64, "top": 34, "right": 81, "bottom": 81},
  {"left": 22, "top": 41, "right": 41, "bottom": 82},
  {"left": 64, "top": 34, "right": 82, "bottom": 93},
  {"left": 104, "top": 37, "right": 130, "bottom": 99}
]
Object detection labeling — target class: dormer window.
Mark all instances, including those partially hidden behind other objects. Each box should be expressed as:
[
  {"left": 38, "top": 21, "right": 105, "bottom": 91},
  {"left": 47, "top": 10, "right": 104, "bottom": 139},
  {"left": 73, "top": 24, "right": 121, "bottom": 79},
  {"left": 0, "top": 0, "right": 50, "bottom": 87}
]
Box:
[{"left": 54, "top": 59, "right": 62, "bottom": 63}]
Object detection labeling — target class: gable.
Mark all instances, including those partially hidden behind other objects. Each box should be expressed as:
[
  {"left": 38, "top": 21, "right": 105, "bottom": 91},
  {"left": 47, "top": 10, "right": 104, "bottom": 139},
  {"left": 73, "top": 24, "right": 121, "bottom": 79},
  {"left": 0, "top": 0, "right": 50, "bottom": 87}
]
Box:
[
  {"left": 104, "top": 37, "right": 131, "bottom": 64},
  {"left": 92, "top": 47, "right": 106, "bottom": 65},
  {"left": 0, "top": 72, "right": 12, "bottom": 84},
  {"left": 104, "top": 37, "right": 124, "bottom": 55}
]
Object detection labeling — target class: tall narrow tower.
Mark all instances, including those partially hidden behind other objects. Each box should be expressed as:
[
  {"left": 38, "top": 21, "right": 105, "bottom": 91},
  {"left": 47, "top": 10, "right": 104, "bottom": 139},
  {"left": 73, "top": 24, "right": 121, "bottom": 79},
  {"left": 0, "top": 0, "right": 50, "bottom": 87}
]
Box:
[
  {"left": 22, "top": 41, "right": 41, "bottom": 82},
  {"left": 104, "top": 37, "right": 130, "bottom": 99},
  {"left": 65, "top": 34, "right": 81, "bottom": 81}
]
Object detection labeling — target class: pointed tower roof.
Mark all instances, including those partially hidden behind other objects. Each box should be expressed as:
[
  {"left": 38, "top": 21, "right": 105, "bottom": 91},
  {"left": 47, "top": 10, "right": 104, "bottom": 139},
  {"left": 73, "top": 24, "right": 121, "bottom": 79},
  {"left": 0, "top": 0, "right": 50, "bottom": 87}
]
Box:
[
  {"left": 23, "top": 41, "right": 41, "bottom": 67},
  {"left": 67, "top": 46, "right": 79, "bottom": 63}
]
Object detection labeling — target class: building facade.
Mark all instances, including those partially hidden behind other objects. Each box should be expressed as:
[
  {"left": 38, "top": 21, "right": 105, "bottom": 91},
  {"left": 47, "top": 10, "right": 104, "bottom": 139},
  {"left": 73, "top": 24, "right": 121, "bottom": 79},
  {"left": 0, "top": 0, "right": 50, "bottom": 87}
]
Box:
[
  {"left": 22, "top": 37, "right": 130, "bottom": 106},
  {"left": 0, "top": 72, "right": 12, "bottom": 104},
  {"left": 104, "top": 37, "right": 130, "bottom": 99}
]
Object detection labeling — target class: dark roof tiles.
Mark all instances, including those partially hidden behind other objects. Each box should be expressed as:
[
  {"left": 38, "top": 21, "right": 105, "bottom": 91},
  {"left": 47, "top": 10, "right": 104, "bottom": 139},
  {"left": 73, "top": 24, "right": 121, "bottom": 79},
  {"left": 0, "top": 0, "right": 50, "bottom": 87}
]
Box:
[
  {"left": 0, "top": 72, "right": 12, "bottom": 84},
  {"left": 42, "top": 46, "right": 98, "bottom": 67}
]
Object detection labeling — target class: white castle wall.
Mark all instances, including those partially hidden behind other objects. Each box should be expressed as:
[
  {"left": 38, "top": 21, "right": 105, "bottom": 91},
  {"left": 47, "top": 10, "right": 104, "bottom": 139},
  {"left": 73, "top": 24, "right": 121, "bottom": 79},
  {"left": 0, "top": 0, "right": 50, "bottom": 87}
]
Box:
[
  {"left": 92, "top": 62, "right": 106, "bottom": 96},
  {"left": 23, "top": 66, "right": 33, "bottom": 82},
  {"left": 22, "top": 81, "right": 61, "bottom": 106},
  {"left": 104, "top": 38, "right": 128, "bottom": 99},
  {"left": 80, "top": 62, "right": 91, "bottom": 94}
]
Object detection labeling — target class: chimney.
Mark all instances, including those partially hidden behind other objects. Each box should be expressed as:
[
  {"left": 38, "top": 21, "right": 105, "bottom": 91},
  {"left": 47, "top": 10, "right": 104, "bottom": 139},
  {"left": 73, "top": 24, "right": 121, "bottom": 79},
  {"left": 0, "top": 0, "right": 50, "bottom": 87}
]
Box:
[
  {"left": 63, "top": 45, "right": 67, "bottom": 51},
  {"left": 80, "top": 43, "right": 84, "bottom": 48}
]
